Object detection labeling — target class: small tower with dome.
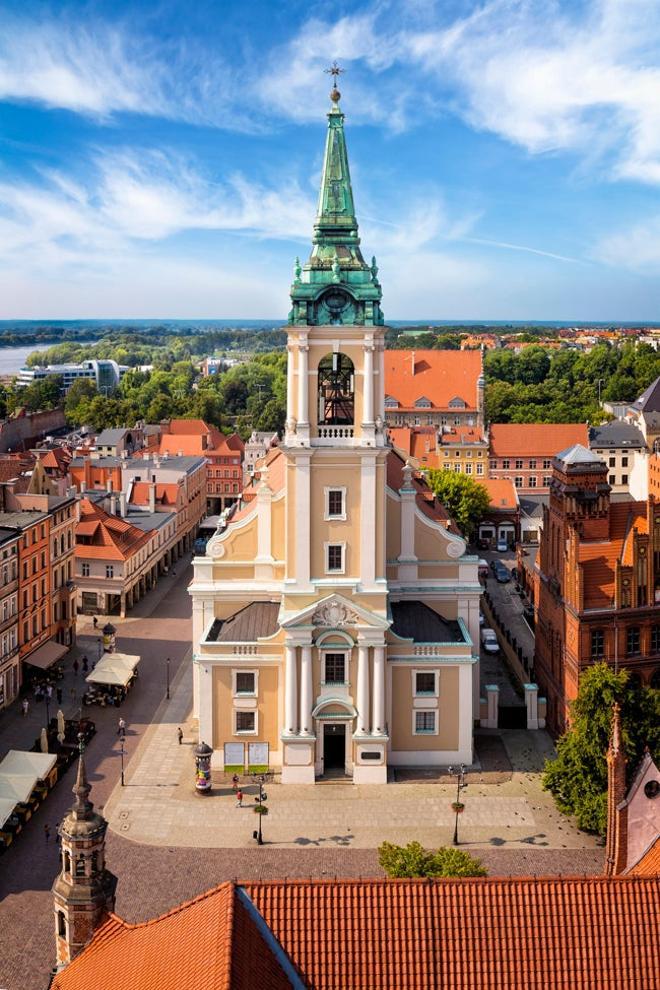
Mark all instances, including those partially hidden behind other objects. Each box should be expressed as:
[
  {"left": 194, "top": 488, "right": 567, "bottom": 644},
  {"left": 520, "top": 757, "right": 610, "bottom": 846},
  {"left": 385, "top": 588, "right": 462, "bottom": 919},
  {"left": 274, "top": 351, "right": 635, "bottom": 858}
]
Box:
[{"left": 52, "top": 737, "right": 116, "bottom": 968}]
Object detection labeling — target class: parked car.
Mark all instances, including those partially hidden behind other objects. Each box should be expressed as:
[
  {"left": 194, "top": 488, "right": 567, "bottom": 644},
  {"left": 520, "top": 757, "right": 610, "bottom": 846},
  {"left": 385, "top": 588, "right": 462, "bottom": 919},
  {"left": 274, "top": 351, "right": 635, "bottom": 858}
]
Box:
[
  {"left": 489, "top": 560, "right": 499, "bottom": 574},
  {"left": 478, "top": 559, "right": 489, "bottom": 580},
  {"left": 494, "top": 563, "right": 511, "bottom": 583},
  {"left": 480, "top": 628, "right": 499, "bottom": 654},
  {"left": 496, "top": 538, "right": 509, "bottom": 553}
]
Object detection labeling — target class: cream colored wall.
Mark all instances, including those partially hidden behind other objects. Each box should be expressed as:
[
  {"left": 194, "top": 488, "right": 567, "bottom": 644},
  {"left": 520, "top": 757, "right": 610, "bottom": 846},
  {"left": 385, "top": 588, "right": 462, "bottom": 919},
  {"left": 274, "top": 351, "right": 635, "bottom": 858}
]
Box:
[
  {"left": 386, "top": 495, "right": 401, "bottom": 559},
  {"left": 212, "top": 664, "right": 280, "bottom": 752},
  {"left": 414, "top": 518, "right": 452, "bottom": 561},
  {"left": 376, "top": 461, "right": 387, "bottom": 578},
  {"left": 389, "top": 666, "right": 459, "bottom": 751},
  {"left": 285, "top": 458, "right": 297, "bottom": 576},
  {"left": 309, "top": 463, "right": 361, "bottom": 579},
  {"left": 271, "top": 498, "right": 285, "bottom": 559}
]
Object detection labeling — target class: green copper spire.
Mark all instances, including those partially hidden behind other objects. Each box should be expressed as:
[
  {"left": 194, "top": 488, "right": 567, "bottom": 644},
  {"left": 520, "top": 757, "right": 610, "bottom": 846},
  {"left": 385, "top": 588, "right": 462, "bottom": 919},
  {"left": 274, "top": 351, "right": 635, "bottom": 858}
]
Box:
[{"left": 289, "top": 69, "right": 383, "bottom": 328}]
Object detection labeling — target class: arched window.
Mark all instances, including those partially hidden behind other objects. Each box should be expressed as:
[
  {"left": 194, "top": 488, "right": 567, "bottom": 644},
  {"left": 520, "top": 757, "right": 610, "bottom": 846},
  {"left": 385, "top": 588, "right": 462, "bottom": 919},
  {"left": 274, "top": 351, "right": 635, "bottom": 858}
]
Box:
[
  {"left": 75, "top": 856, "right": 86, "bottom": 877},
  {"left": 57, "top": 911, "right": 67, "bottom": 938},
  {"left": 64, "top": 851, "right": 71, "bottom": 873},
  {"left": 318, "top": 354, "right": 354, "bottom": 425}
]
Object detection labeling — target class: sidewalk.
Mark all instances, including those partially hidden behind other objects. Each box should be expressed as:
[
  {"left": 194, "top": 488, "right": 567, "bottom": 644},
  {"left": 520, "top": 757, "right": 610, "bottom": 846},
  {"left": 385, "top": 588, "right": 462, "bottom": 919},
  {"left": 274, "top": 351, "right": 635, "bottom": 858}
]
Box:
[{"left": 105, "top": 657, "right": 599, "bottom": 853}]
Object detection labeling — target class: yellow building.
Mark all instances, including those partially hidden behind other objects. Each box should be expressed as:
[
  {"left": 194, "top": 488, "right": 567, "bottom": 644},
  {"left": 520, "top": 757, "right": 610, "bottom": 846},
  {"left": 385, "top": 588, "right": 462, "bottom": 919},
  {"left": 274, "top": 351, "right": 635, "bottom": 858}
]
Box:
[{"left": 189, "top": 83, "right": 479, "bottom": 783}]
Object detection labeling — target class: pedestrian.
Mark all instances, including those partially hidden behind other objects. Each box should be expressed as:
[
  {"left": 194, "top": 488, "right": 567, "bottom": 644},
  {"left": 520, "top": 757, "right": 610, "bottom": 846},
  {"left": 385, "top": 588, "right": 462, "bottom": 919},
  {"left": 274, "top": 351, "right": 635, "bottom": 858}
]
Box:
[
  {"left": 92, "top": 616, "right": 98, "bottom": 629},
  {"left": 117, "top": 717, "right": 126, "bottom": 738},
  {"left": 235, "top": 789, "right": 243, "bottom": 807},
  {"left": 72, "top": 658, "right": 79, "bottom": 676},
  {"left": 177, "top": 727, "right": 183, "bottom": 745},
  {"left": 82, "top": 656, "right": 88, "bottom": 673},
  {"left": 44, "top": 824, "right": 51, "bottom": 843},
  {"left": 46, "top": 684, "right": 53, "bottom": 700},
  {"left": 231, "top": 774, "right": 239, "bottom": 792},
  {"left": 56, "top": 687, "right": 63, "bottom": 705},
  {"left": 21, "top": 698, "right": 29, "bottom": 717}
]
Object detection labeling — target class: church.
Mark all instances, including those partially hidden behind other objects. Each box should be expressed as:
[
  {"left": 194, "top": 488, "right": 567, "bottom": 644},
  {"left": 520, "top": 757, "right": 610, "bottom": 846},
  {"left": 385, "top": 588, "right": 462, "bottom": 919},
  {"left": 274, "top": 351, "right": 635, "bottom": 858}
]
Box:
[{"left": 189, "top": 78, "right": 480, "bottom": 783}]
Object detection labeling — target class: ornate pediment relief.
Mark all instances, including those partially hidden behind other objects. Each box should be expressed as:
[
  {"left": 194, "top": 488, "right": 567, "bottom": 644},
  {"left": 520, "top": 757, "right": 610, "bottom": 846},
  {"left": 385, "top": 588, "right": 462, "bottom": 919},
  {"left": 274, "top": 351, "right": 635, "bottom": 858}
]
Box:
[{"left": 312, "top": 600, "right": 360, "bottom": 627}]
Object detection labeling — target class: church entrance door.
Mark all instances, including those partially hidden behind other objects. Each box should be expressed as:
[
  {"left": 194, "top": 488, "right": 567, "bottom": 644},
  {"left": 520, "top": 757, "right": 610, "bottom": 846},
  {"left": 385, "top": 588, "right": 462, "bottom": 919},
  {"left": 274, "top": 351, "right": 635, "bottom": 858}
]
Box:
[{"left": 323, "top": 723, "right": 346, "bottom": 773}]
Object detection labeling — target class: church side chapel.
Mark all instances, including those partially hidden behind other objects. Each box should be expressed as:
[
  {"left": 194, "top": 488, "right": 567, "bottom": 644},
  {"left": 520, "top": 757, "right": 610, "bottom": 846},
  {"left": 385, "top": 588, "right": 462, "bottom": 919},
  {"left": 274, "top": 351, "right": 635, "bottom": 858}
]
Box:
[{"left": 189, "top": 70, "right": 480, "bottom": 783}]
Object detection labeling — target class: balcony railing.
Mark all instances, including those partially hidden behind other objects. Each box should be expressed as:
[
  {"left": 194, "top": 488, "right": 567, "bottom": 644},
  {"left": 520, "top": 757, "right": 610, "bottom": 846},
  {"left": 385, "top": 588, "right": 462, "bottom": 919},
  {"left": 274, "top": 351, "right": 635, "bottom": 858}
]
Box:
[{"left": 315, "top": 425, "right": 355, "bottom": 444}]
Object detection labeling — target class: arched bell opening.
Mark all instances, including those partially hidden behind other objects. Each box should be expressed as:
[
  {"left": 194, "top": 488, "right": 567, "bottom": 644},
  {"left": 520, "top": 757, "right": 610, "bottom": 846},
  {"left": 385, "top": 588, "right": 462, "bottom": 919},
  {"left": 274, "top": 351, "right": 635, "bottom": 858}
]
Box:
[{"left": 318, "top": 353, "right": 354, "bottom": 425}]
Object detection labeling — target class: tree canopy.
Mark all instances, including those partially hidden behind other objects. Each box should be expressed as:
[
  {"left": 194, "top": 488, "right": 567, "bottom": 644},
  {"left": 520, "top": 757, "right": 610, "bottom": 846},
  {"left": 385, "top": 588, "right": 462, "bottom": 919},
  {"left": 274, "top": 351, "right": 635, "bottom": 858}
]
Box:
[
  {"left": 378, "top": 841, "right": 487, "bottom": 878},
  {"left": 542, "top": 664, "right": 660, "bottom": 834},
  {"left": 425, "top": 469, "right": 492, "bottom": 538}
]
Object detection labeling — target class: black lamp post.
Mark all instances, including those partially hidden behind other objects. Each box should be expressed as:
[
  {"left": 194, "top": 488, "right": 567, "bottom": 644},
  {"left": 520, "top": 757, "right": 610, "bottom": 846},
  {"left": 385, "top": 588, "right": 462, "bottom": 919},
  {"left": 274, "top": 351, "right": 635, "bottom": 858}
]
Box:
[
  {"left": 120, "top": 737, "right": 125, "bottom": 786},
  {"left": 166, "top": 657, "right": 171, "bottom": 700},
  {"left": 447, "top": 764, "right": 468, "bottom": 846},
  {"left": 251, "top": 772, "right": 271, "bottom": 846},
  {"left": 44, "top": 692, "right": 50, "bottom": 730}
]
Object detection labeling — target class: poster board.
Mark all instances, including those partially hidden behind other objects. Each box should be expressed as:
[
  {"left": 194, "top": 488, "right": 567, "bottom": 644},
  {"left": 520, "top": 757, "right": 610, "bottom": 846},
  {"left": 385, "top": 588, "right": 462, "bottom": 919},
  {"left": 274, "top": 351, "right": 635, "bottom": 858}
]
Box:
[
  {"left": 223, "top": 743, "right": 245, "bottom": 772},
  {"left": 248, "top": 742, "right": 269, "bottom": 773}
]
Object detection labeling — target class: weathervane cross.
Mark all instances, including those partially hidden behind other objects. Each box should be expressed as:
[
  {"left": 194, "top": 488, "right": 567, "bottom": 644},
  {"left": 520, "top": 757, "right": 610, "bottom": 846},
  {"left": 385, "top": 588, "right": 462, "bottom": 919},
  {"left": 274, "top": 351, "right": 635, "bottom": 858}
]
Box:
[{"left": 325, "top": 61, "right": 344, "bottom": 85}]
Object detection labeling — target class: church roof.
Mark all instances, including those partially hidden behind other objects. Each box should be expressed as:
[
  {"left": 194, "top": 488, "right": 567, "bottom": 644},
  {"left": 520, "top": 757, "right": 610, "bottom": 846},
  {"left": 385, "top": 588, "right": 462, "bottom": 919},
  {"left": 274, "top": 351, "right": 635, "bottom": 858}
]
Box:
[
  {"left": 206, "top": 602, "right": 280, "bottom": 643},
  {"left": 51, "top": 877, "right": 659, "bottom": 990},
  {"left": 632, "top": 374, "right": 660, "bottom": 413},
  {"left": 390, "top": 601, "right": 464, "bottom": 643},
  {"left": 556, "top": 443, "right": 604, "bottom": 465}
]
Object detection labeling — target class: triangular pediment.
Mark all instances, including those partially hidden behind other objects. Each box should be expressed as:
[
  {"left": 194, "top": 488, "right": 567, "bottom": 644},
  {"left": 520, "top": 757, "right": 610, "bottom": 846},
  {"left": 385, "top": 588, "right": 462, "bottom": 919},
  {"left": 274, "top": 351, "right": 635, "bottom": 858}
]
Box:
[{"left": 281, "top": 594, "right": 389, "bottom": 630}]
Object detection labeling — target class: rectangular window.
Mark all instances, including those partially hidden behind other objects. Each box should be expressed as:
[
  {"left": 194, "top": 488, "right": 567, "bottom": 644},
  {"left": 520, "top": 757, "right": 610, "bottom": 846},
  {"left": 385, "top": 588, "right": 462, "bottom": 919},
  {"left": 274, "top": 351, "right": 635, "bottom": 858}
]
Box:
[
  {"left": 235, "top": 711, "right": 256, "bottom": 734},
  {"left": 235, "top": 672, "right": 255, "bottom": 695},
  {"left": 82, "top": 562, "right": 90, "bottom": 577},
  {"left": 105, "top": 565, "right": 114, "bottom": 579},
  {"left": 591, "top": 628, "right": 604, "bottom": 659},
  {"left": 415, "top": 671, "right": 437, "bottom": 696},
  {"left": 454, "top": 450, "right": 460, "bottom": 457},
  {"left": 489, "top": 459, "right": 497, "bottom": 469},
  {"left": 515, "top": 459, "right": 523, "bottom": 470},
  {"left": 529, "top": 476, "right": 537, "bottom": 488},
  {"left": 651, "top": 625, "right": 660, "bottom": 653},
  {"left": 464, "top": 463, "right": 472, "bottom": 474},
  {"left": 476, "top": 463, "right": 484, "bottom": 475},
  {"left": 529, "top": 459, "right": 537, "bottom": 469},
  {"left": 609, "top": 457, "right": 616, "bottom": 467},
  {"left": 622, "top": 475, "right": 628, "bottom": 485},
  {"left": 626, "top": 627, "right": 640, "bottom": 656},
  {"left": 326, "top": 488, "right": 345, "bottom": 520},
  {"left": 326, "top": 544, "right": 344, "bottom": 573},
  {"left": 622, "top": 457, "right": 628, "bottom": 467},
  {"left": 609, "top": 475, "right": 616, "bottom": 485},
  {"left": 514, "top": 477, "right": 523, "bottom": 488},
  {"left": 453, "top": 463, "right": 462, "bottom": 472},
  {"left": 502, "top": 459, "right": 510, "bottom": 470},
  {"left": 324, "top": 653, "right": 346, "bottom": 685},
  {"left": 414, "top": 711, "right": 437, "bottom": 734},
  {"left": 543, "top": 476, "right": 551, "bottom": 486},
  {"left": 543, "top": 459, "right": 552, "bottom": 469}
]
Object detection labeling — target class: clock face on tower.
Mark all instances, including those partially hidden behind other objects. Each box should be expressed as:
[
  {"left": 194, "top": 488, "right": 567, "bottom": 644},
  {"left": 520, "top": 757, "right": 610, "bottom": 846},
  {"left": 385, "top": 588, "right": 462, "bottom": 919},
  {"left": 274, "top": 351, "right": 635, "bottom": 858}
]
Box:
[{"left": 315, "top": 288, "right": 358, "bottom": 326}]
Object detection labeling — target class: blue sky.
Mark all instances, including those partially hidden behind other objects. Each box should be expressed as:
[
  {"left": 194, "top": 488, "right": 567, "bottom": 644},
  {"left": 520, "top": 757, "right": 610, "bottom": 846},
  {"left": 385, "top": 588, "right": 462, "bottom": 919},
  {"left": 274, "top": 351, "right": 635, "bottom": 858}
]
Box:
[{"left": 1, "top": 0, "right": 660, "bottom": 320}]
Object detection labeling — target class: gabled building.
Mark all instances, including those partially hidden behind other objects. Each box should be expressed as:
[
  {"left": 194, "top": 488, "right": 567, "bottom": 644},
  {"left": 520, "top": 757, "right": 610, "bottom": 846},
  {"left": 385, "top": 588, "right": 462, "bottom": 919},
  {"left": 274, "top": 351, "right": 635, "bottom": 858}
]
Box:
[
  {"left": 534, "top": 444, "right": 660, "bottom": 733},
  {"left": 158, "top": 419, "right": 244, "bottom": 513},
  {"left": 384, "top": 349, "right": 484, "bottom": 430},
  {"left": 489, "top": 422, "right": 589, "bottom": 495},
  {"left": 190, "top": 84, "right": 479, "bottom": 783}
]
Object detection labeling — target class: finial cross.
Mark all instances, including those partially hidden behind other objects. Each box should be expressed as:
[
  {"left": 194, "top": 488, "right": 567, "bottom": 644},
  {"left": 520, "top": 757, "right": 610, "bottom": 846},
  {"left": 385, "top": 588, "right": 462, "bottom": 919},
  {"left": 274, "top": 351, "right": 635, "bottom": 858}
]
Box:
[{"left": 325, "top": 61, "right": 344, "bottom": 86}]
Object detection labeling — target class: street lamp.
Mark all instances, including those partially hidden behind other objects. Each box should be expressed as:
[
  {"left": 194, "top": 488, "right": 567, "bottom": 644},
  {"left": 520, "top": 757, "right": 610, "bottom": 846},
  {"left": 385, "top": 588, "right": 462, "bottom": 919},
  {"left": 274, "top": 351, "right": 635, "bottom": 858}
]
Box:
[
  {"left": 251, "top": 772, "right": 271, "bottom": 846},
  {"left": 447, "top": 764, "right": 468, "bottom": 846},
  {"left": 166, "top": 657, "right": 171, "bottom": 700},
  {"left": 120, "top": 737, "right": 125, "bottom": 786}
]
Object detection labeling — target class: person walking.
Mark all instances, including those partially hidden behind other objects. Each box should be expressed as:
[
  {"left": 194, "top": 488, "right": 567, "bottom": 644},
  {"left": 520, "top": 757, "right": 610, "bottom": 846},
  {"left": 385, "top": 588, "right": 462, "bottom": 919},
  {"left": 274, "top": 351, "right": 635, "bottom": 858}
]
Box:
[
  {"left": 44, "top": 824, "right": 51, "bottom": 843},
  {"left": 82, "top": 656, "right": 88, "bottom": 673},
  {"left": 117, "top": 717, "right": 126, "bottom": 738},
  {"left": 22, "top": 698, "right": 29, "bottom": 717},
  {"left": 46, "top": 684, "right": 53, "bottom": 700},
  {"left": 235, "top": 789, "right": 243, "bottom": 808},
  {"left": 92, "top": 616, "right": 98, "bottom": 629},
  {"left": 177, "top": 727, "right": 183, "bottom": 745},
  {"left": 231, "top": 774, "right": 239, "bottom": 792},
  {"left": 56, "top": 687, "right": 63, "bottom": 705},
  {"left": 72, "top": 658, "right": 79, "bottom": 676}
]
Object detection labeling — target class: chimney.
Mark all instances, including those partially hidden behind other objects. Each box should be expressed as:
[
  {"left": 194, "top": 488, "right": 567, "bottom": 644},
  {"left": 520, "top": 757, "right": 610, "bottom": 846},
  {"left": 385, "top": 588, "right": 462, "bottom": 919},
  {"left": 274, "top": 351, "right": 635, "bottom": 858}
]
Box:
[
  {"left": 119, "top": 492, "right": 127, "bottom": 518},
  {"left": 80, "top": 481, "right": 86, "bottom": 493},
  {"left": 109, "top": 494, "right": 117, "bottom": 516},
  {"left": 154, "top": 453, "right": 161, "bottom": 469},
  {"left": 148, "top": 483, "right": 156, "bottom": 513},
  {"left": 143, "top": 452, "right": 149, "bottom": 461},
  {"left": 105, "top": 478, "right": 112, "bottom": 493},
  {"left": 177, "top": 449, "right": 183, "bottom": 458},
  {"left": 411, "top": 350, "right": 416, "bottom": 375},
  {"left": 162, "top": 450, "right": 168, "bottom": 460}
]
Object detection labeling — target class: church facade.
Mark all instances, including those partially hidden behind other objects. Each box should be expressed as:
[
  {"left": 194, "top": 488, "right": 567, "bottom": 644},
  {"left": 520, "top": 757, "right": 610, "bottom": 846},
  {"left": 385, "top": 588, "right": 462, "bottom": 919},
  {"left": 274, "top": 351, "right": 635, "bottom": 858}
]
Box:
[{"left": 189, "top": 81, "right": 480, "bottom": 783}]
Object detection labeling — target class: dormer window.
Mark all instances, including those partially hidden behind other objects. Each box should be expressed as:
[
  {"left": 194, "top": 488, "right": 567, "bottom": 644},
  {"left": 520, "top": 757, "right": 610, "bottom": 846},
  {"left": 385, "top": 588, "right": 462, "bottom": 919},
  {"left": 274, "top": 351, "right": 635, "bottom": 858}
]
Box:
[
  {"left": 414, "top": 397, "right": 432, "bottom": 408},
  {"left": 449, "top": 396, "right": 466, "bottom": 408},
  {"left": 384, "top": 395, "right": 399, "bottom": 409}
]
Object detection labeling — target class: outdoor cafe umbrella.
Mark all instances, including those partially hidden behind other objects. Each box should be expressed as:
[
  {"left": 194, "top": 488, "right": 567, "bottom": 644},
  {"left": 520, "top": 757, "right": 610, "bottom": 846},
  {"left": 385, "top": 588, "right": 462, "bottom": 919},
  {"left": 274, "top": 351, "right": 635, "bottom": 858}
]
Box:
[
  {"left": 57, "top": 709, "right": 65, "bottom": 744},
  {"left": 40, "top": 728, "right": 48, "bottom": 753}
]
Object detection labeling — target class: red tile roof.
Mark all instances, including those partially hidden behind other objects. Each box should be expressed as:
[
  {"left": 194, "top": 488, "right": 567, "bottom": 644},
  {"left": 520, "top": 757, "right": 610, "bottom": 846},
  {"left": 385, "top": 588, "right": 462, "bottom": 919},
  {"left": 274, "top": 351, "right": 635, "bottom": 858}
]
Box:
[
  {"left": 386, "top": 450, "right": 454, "bottom": 529},
  {"left": 163, "top": 418, "right": 211, "bottom": 436},
  {"left": 51, "top": 882, "right": 293, "bottom": 990},
  {"left": 480, "top": 478, "right": 519, "bottom": 511},
  {"left": 628, "top": 837, "right": 660, "bottom": 876},
  {"left": 490, "top": 423, "right": 588, "bottom": 458},
  {"left": 578, "top": 501, "right": 648, "bottom": 608},
  {"left": 74, "top": 498, "right": 153, "bottom": 562},
  {"left": 52, "top": 877, "right": 660, "bottom": 990},
  {"left": 384, "top": 349, "right": 481, "bottom": 411},
  {"left": 130, "top": 481, "right": 179, "bottom": 507}
]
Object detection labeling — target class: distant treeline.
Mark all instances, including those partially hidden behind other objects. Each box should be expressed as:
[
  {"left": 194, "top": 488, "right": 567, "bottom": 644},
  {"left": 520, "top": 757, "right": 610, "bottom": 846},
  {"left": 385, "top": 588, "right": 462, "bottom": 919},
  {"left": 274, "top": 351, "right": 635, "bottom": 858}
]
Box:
[{"left": 0, "top": 325, "right": 287, "bottom": 352}]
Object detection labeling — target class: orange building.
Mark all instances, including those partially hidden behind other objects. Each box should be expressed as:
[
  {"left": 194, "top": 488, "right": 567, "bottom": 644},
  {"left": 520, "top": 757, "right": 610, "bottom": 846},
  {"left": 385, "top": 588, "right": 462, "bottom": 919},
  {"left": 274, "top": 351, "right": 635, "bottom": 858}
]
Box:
[
  {"left": 384, "top": 350, "right": 484, "bottom": 429},
  {"left": 489, "top": 423, "right": 589, "bottom": 494},
  {"left": 159, "top": 419, "right": 244, "bottom": 513}
]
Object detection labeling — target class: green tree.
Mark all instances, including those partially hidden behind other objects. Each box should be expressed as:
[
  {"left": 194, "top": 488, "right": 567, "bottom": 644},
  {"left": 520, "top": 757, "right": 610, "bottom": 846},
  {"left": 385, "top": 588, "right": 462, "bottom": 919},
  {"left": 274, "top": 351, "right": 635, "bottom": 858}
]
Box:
[
  {"left": 378, "top": 841, "right": 487, "bottom": 878},
  {"left": 425, "top": 469, "right": 491, "bottom": 539},
  {"left": 542, "top": 664, "right": 659, "bottom": 834},
  {"left": 64, "top": 379, "right": 98, "bottom": 425}
]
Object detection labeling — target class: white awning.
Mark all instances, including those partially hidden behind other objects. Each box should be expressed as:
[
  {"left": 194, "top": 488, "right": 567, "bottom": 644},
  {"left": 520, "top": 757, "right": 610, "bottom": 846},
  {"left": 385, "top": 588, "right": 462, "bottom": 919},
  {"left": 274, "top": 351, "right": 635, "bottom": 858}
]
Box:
[
  {"left": 24, "top": 641, "right": 68, "bottom": 670},
  {"left": 0, "top": 750, "right": 57, "bottom": 779},
  {"left": 0, "top": 774, "right": 35, "bottom": 804},
  {"left": 0, "top": 796, "right": 17, "bottom": 828},
  {"left": 86, "top": 653, "right": 140, "bottom": 688}
]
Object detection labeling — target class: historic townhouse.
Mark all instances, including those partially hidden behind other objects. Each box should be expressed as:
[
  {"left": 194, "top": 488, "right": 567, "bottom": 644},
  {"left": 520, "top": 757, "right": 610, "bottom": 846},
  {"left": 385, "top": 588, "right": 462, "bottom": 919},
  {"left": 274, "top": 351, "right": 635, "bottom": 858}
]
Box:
[
  {"left": 190, "top": 84, "right": 479, "bottom": 782},
  {"left": 383, "top": 349, "right": 484, "bottom": 430},
  {"left": 0, "top": 527, "right": 19, "bottom": 708},
  {"left": 489, "top": 423, "right": 588, "bottom": 494}
]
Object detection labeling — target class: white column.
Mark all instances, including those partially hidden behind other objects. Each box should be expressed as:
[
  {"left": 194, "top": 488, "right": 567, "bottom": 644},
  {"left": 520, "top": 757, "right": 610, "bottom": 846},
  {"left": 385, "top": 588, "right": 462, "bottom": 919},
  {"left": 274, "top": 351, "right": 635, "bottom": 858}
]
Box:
[
  {"left": 372, "top": 645, "right": 386, "bottom": 735},
  {"left": 286, "top": 344, "right": 295, "bottom": 422},
  {"left": 284, "top": 645, "right": 298, "bottom": 735},
  {"left": 299, "top": 645, "right": 313, "bottom": 735},
  {"left": 360, "top": 456, "right": 376, "bottom": 587},
  {"left": 363, "top": 342, "right": 374, "bottom": 424},
  {"left": 356, "top": 644, "right": 370, "bottom": 734},
  {"left": 298, "top": 343, "right": 309, "bottom": 425}
]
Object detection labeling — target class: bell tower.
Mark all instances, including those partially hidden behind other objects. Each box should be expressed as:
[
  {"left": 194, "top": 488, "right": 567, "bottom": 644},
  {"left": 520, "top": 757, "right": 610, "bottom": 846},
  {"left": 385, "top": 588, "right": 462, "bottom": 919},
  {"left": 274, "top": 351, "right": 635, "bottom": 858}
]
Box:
[{"left": 52, "top": 737, "right": 117, "bottom": 968}]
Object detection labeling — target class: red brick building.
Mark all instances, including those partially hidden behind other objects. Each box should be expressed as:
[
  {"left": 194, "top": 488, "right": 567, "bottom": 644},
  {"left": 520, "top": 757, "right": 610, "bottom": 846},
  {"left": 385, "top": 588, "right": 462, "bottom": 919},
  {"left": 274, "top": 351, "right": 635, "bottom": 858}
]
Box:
[
  {"left": 535, "top": 443, "right": 660, "bottom": 734},
  {"left": 158, "top": 419, "right": 244, "bottom": 513},
  {"left": 489, "top": 423, "right": 588, "bottom": 495}
]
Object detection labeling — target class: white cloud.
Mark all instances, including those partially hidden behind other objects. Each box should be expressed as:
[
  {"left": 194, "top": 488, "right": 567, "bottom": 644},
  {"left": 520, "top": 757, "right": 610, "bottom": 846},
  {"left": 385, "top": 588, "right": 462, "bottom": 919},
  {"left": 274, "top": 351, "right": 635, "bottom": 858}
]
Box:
[{"left": 595, "top": 215, "right": 660, "bottom": 271}]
